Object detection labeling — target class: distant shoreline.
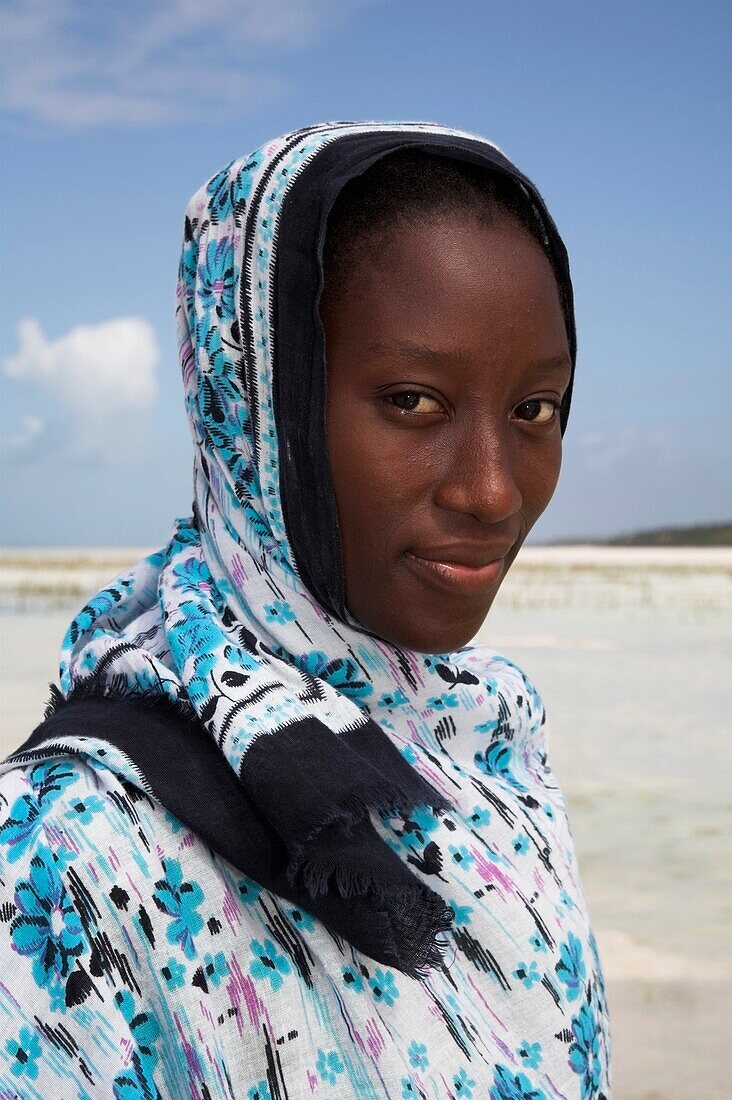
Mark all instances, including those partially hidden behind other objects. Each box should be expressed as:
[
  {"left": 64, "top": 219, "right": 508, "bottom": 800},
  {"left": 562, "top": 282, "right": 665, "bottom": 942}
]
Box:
[
  {"left": 2, "top": 544, "right": 730, "bottom": 614},
  {"left": 3, "top": 521, "right": 731, "bottom": 555},
  {"left": 538, "top": 521, "right": 732, "bottom": 547}
]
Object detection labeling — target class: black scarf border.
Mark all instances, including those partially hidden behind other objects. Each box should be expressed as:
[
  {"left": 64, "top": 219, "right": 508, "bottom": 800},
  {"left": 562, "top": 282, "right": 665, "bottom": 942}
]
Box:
[{"left": 9, "top": 685, "right": 454, "bottom": 978}]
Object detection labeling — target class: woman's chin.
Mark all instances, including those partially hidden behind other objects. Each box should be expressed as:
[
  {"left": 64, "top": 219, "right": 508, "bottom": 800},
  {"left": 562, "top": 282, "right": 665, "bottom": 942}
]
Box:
[
  {"left": 417, "top": 622, "right": 490, "bottom": 654},
  {"left": 364, "top": 603, "right": 495, "bottom": 655}
]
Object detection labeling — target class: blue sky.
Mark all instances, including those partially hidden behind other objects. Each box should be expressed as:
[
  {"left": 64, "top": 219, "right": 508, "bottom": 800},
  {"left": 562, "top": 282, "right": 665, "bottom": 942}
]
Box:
[{"left": 2, "top": 0, "right": 730, "bottom": 546}]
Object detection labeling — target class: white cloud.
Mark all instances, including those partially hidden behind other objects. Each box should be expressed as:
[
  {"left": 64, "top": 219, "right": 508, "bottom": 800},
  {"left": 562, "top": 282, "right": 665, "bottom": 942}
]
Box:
[
  {"left": 1, "top": 0, "right": 373, "bottom": 129},
  {"left": 5, "top": 415, "right": 45, "bottom": 451},
  {"left": 577, "top": 425, "right": 676, "bottom": 473},
  {"left": 4, "top": 316, "right": 160, "bottom": 455}
]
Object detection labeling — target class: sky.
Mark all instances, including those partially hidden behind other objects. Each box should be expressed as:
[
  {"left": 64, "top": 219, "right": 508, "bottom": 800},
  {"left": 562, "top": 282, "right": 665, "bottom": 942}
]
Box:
[{"left": 1, "top": 0, "right": 730, "bottom": 547}]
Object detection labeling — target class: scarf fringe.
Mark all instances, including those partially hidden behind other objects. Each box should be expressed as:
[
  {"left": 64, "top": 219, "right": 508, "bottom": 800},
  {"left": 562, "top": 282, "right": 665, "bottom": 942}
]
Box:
[
  {"left": 291, "top": 847, "right": 454, "bottom": 979},
  {"left": 294, "top": 785, "right": 446, "bottom": 850},
  {"left": 282, "top": 777, "right": 445, "bottom": 898},
  {"left": 287, "top": 813, "right": 455, "bottom": 978},
  {"left": 44, "top": 679, "right": 197, "bottom": 725},
  {"left": 370, "top": 881, "right": 454, "bottom": 980}
]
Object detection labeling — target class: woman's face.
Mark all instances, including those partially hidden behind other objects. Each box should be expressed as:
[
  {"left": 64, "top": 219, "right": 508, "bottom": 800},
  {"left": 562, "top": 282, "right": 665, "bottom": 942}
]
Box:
[{"left": 321, "top": 214, "right": 572, "bottom": 653}]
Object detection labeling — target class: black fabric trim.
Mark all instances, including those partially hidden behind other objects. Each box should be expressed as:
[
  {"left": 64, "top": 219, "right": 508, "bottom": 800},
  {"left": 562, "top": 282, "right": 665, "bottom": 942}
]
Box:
[
  {"left": 241, "top": 714, "right": 450, "bottom": 853},
  {"left": 10, "top": 690, "right": 454, "bottom": 977},
  {"left": 239, "top": 124, "right": 326, "bottom": 462},
  {"left": 273, "top": 128, "right": 576, "bottom": 620}
]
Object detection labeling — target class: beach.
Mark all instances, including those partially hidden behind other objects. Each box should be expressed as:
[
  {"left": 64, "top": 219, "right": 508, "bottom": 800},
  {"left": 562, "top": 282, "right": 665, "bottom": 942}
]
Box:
[{"left": 1, "top": 545, "right": 730, "bottom": 1098}]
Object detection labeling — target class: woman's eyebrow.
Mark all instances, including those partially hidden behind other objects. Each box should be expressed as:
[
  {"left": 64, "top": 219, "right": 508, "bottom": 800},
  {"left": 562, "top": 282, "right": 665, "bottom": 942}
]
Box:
[
  {"left": 525, "top": 353, "right": 573, "bottom": 376},
  {"left": 367, "top": 339, "right": 572, "bottom": 375},
  {"left": 366, "top": 339, "right": 471, "bottom": 365}
]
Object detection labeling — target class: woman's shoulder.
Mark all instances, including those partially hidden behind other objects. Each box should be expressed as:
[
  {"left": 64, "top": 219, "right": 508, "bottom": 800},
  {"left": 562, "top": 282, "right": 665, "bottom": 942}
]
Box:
[
  {"left": 0, "top": 749, "right": 146, "bottom": 865},
  {"left": 0, "top": 689, "right": 215, "bottom": 860},
  {"left": 0, "top": 750, "right": 154, "bottom": 1091},
  {"left": 0, "top": 713, "right": 274, "bottom": 973},
  {"left": 0, "top": 695, "right": 227, "bottom": 887},
  {"left": 0, "top": 744, "right": 327, "bottom": 1098}
]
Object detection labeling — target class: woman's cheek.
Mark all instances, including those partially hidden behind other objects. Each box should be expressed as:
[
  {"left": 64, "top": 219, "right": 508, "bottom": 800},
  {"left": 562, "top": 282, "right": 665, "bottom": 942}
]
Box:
[{"left": 524, "top": 440, "right": 562, "bottom": 520}]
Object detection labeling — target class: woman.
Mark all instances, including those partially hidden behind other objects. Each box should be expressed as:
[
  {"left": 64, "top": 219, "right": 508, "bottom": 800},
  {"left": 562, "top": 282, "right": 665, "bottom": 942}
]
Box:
[{"left": 0, "top": 122, "right": 611, "bottom": 1098}]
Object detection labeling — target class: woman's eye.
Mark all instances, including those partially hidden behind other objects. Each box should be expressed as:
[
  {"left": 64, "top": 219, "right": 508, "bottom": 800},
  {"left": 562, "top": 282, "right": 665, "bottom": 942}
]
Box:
[
  {"left": 514, "top": 398, "right": 559, "bottom": 425},
  {"left": 388, "top": 391, "right": 443, "bottom": 414}
]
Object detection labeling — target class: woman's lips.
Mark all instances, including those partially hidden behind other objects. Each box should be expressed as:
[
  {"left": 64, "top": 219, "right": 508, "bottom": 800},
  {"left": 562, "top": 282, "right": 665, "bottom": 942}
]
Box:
[{"left": 403, "top": 550, "right": 506, "bottom": 596}]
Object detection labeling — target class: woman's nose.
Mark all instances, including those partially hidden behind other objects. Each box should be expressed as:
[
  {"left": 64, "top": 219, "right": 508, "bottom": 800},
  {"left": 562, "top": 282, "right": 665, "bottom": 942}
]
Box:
[{"left": 433, "top": 429, "right": 523, "bottom": 525}]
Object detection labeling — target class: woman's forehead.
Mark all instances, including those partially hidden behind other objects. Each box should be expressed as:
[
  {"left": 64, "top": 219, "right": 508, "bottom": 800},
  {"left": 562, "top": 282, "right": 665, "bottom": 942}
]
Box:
[{"left": 322, "top": 218, "right": 570, "bottom": 363}]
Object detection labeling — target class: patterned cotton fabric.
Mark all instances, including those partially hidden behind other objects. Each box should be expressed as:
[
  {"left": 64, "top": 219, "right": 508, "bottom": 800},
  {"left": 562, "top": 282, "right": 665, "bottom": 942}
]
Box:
[{"left": 0, "top": 122, "right": 611, "bottom": 1097}]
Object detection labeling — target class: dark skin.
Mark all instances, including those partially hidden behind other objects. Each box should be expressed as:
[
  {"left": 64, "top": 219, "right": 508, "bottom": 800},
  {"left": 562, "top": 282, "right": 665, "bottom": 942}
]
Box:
[{"left": 320, "top": 214, "right": 572, "bottom": 653}]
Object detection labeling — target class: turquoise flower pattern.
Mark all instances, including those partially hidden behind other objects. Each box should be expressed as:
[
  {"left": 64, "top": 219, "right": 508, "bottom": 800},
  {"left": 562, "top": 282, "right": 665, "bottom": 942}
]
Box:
[
  {"left": 264, "top": 600, "right": 296, "bottom": 624},
  {"left": 308, "top": 651, "right": 373, "bottom": 701},
  {"left": 556, "top": 932, "right": 587, "bottom": 1002},
  {"left": 427, "top": 694, "right": 458, "bottom": 710},
  {"left": 490, "top": 1064, "right": 547, "bottom": 1100},
  {"left": 238, "top": 877, "right": 263, "bottom": 905},
  {"left": 517, "top": 1040, "right": 542, "bottom": 1070},
  {"left": 206, "top": 162, "right": 236, "bottom": 224},
  {"left": 197, "top": 237, "right": 236, "bottom": 319},
  {"left": 10, "top": 845, "right": 86, "bottom": 1004},
  {"left": 153, "top": 858, "right": 204, "bottom": 959},
  {"left": 341, "top": 964, "right": 365, "bottom": 992},
  {"left": 162, "top": 956, "right": 186, "bottom": 989},
  {"left": 449, "top": 901, "right": 473, "bottom": 925},
  {"left": 112, "top": 1050, "right": 159, "bottom": 1100},
  {"left": 378, "top": 688, "right": 409, "bottom": 708},
  {"left": 316, "top": 1048, "right": 345, "bottom": 1085},
  {"left": 408, "top": 1040, "right": 428, "bottom": 1069},
  {"left": 404, "top": 804, "right": 440, "bottom": 841},
  {"left": 454, "top": 1066, "right": 476, "bottom": 1096},
  {"left": 368, "top": 967, "right": 399, "bottom": 1006},
  {"left": 247, "top": 1082, "right": 272, "bottom": 1100},
  {"left": 0, "top": 760, "right": 76, "bottom": 863},
  {"left": 203, "top": 951, "right": 229, "bottom": 987},
  {"left": 249, "top": 938, "right": 291, "bottom": 991},
  {"left": 114, "top": 990, "right": 161, "bottom": 1079},
  {"left": 468, "top": 805, "right": 491, "bottom": 827},
  {"left": 449, "top": 843, "right": 475, "bottom": 868},
  {"left": 289, "top": 906, "right": 315, "bottom": 933},
  {"left": 0, "top": 793, "right": 42, "bottom": 863},
  {"left": 65, "top": 793, "right": 105, "bottom": 825},
  {"left": 512, "top": 833, "right": 530, "bottom": 855},
  {"left": 514, "top": 960, "right": 541, "bottom": 989},
  {"left": 568, "top": 1002, "right": 604, "bottom": 1098},
  {"left": 474, "top": 740, "right": 527, "bottom": 790},
  {"left": 5, "top": 1025, "right": 42, "bottom": 1080}
]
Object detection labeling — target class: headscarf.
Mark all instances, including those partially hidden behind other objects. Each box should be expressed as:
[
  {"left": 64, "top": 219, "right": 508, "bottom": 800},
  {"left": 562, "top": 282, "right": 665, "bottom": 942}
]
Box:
[{"left": 52, "top": 122, "right": 576, "bottom": 977}]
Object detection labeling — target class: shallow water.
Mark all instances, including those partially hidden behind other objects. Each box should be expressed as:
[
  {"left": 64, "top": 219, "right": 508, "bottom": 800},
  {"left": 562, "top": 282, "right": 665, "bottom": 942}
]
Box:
[
  {"left": 1, "top": 549, "right": 730, "bottom": 1097},
  {"left": 480, "top": 603, "right": 731, "bottom": 970}
]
